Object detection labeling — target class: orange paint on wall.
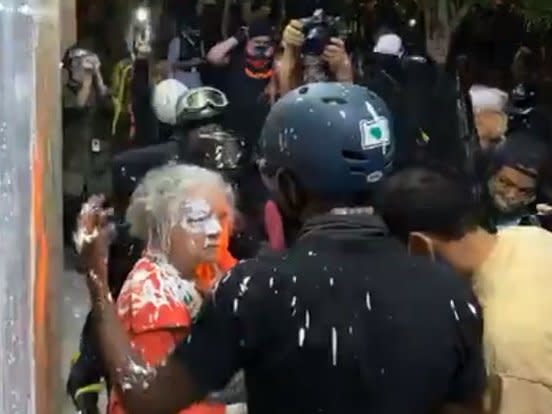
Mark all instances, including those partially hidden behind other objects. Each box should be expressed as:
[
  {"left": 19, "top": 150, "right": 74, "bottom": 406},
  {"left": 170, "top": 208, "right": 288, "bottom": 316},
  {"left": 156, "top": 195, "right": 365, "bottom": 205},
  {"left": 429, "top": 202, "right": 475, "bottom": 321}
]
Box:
[{"left": 31, "top": 135, "right": 50, "bottom": 412}]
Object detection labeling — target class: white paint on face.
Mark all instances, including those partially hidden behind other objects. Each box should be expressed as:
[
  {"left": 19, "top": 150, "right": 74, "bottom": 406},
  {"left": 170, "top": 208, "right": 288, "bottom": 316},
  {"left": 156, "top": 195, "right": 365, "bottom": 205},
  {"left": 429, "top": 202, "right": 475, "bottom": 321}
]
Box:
[{"left": 179, "top": 198, "right": 222, "bottom": 246}]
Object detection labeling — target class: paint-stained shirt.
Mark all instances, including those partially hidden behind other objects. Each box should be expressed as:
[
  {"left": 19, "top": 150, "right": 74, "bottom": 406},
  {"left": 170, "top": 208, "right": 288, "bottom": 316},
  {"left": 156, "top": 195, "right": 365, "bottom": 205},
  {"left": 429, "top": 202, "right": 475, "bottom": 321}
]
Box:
[
  {"left": 173, "top": 213, "right": 486, "bottom": 414},
  {"left": 109, "top": 256, "right": 224, "bottom": 414}
]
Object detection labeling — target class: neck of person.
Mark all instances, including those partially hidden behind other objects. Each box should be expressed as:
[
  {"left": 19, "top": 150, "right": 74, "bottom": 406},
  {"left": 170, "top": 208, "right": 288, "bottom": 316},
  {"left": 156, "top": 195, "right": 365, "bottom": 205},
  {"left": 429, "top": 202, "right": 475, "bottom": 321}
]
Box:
[
  {"left": 146, "top": 245, "right": 196, "bottom": 280},
  {"left": 451, "top": 228, "right": 498, "bottom": 275}
]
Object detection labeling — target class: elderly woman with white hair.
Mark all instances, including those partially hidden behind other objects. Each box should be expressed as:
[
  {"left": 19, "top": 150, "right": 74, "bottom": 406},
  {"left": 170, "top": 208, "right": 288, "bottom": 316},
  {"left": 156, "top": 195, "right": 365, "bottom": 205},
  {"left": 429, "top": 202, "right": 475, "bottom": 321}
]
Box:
[{"left": 107, "top": 163, "right": 239, "bottom": 414}]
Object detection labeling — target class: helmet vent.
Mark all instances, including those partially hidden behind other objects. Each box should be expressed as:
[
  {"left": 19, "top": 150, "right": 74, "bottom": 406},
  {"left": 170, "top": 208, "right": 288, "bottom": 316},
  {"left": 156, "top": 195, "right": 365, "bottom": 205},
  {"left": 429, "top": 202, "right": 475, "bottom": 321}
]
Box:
[
  {"left": 349, "top": 166, "right": 366, "bottom": 173},
  {"left": 321, "top": 97, "right": 347, "bottom": 105},
  {"left": 342, "top": 150, "right": 367, "bottom": 161},
  {"left": 298, "top": 86, "right": 309, "bottom": 94}
]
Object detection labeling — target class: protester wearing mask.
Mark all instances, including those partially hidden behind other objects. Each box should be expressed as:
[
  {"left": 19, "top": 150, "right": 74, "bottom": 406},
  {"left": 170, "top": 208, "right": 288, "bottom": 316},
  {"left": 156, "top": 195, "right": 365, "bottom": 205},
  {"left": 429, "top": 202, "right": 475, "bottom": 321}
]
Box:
[
  {"left": 168, "top": 17, "right": 205, "bottom": 89},
  {"left": 74, "top": 83, "right": 484, "bottom": 414},
  {"left": 278, "top": 11, "right": 353, "bottom": 95},
  {"left": 381, "top": 165, "right": 552, "bottom": 414},
  {"left": 207, "top": 20, "right": 275, "bottom": 156},
  {"left": 484, "top": 131, "right": 548, "bottom": 230}
]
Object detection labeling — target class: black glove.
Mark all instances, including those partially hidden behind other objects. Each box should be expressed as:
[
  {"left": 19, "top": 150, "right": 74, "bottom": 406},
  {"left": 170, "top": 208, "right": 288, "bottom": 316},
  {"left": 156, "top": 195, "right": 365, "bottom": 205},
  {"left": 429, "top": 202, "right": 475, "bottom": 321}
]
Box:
[{"left": 233, "top": 26, "right": 248, "bottom": 46}]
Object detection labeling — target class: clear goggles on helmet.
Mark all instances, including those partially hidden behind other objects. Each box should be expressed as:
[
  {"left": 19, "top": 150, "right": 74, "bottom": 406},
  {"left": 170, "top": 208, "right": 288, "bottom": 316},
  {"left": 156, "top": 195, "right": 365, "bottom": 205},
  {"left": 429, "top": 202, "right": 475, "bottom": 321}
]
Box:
[{"left": 178, "top": 87, "right": 229, "bottom": 113}]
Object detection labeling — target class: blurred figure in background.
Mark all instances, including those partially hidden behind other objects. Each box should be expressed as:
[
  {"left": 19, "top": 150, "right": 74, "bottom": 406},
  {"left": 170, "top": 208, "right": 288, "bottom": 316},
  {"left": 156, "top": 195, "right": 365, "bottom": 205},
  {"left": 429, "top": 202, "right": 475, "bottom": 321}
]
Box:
[{"left": 168, "top": 15, "right": 205, "bottom": 89}]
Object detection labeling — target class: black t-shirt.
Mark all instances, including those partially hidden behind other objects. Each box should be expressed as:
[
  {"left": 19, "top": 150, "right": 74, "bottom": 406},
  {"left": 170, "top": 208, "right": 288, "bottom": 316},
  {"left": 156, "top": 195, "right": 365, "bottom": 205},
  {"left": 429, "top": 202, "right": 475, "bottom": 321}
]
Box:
[
  {"left": 220, "top": 49, "right": 271, "bottom": 151},
  {"left": 173, "top": 213, "right": 485, "bottom": 414}
]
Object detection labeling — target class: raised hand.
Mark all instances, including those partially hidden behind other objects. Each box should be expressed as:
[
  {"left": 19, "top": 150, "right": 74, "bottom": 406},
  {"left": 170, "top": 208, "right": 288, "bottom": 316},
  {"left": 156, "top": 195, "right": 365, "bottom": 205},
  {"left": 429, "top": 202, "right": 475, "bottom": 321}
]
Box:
[{"left": 73, "top": 195, "right": 115, "bottom": 299}]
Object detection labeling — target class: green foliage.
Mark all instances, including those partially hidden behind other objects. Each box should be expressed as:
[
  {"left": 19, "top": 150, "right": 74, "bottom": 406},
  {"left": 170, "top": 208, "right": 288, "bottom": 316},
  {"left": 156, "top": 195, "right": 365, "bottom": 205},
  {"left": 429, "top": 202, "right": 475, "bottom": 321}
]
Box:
[
  {"left": 519, "top": 0, "right": 552, "bottom": 29},
  {"left": 397, "top": 0, "right": 552, "bottom": 30}
]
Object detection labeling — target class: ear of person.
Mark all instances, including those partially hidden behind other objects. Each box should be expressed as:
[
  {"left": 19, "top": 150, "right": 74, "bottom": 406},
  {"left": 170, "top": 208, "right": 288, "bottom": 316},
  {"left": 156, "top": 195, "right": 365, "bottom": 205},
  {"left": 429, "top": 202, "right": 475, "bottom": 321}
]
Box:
[{"left": 408, "top": 232, "right": 436, "bottom": 261}]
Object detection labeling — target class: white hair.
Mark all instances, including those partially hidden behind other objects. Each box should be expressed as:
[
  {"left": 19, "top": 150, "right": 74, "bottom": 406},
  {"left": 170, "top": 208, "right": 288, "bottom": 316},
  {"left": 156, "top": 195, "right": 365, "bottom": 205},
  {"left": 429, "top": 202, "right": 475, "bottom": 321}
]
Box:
[{"left": 126, "top": 163, "right": 235, "bottom": 250}]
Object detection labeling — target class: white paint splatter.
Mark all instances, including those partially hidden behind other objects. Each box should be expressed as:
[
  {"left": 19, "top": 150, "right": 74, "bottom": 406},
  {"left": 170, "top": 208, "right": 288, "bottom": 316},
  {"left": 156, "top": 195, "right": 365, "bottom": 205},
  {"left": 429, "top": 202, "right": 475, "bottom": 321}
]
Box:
[
  {"left": 305, "top": 310, "right": 310, "bottom": 329},
  {"left": 120, "top": 358, "right": 157, "bottom": 392},
  {"left": 118, "top": 257, "right": 203, "bottom": 323},
  {"left": 467, "top": 302, "right": 478, "bottom": 317},
  {"left": 329, "top": 277, "right": 334, "bottom": 287},
  {"left": 179, "top": 198, "right": 222, "bottom": 246},
  {"left": 73, "top": 200, "right": 102, "bottom": 253},
  {"left": 269, "top": 277, "right": 274, "bottom": 288},
  {"left": 308, "top": 251, "right": 317, "bottom": 257},
  {"left": 450, "top": 299, "right": 459, "bottom": 321},
  {"left": 239, "top": 276, "right": 251, "bottom": 297},
  {"left": 366, "top": 292, "right": 371, "bottom": 310},
  {"left": 292, "top": 276, "right": 297, "bottom": 283},
  {"left": 298, "top": 328, "right": 306, "bottom": 347},
  {"left": 233, "top": 298, "right": 239, "bottom": 314},
  {"left": 348, "top": 326, "right": 353, "bottom": 335},
  {"left": 291, "top": 296, "right": 297, "bottom": 307},
  {"left": 221, "top": 271, "right": 233, "bottom": 284},
  {"left": 73, "top": 227, "right": 99, "bottom": 254},
  {"left": 331, "top": 327, "right": 338, "bottom": 366}
]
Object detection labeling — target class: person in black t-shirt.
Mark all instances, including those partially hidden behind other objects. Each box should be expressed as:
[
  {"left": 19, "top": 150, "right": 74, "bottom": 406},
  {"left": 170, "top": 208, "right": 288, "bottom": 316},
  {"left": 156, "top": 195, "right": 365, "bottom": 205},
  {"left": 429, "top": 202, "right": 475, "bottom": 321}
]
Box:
[
  {"left": 75, "top": 83, "right": 485, "bottom": 414},
  {"left": 207, "top": 19, "right": 275, "bottom": 157}
]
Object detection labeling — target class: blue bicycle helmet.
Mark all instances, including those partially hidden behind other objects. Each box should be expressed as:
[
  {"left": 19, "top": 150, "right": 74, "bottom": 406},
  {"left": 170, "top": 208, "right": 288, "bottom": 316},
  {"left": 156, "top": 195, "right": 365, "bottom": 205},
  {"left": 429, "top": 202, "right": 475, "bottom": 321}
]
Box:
[{"left": 259, "top": 82, "right": 394, "bottom": 197}]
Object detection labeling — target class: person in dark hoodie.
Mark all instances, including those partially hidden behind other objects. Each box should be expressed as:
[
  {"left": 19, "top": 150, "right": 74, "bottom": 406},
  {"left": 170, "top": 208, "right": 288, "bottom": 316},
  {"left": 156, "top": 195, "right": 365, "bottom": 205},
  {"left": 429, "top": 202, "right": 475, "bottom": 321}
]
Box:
[{"left": 74, "top": 82, "right": 485, "bottom": 414}]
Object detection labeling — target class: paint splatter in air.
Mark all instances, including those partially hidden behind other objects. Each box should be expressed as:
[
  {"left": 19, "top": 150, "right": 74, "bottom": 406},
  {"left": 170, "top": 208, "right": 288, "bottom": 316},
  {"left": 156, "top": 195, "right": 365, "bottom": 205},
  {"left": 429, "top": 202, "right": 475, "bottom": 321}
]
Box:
[
  {"left": 298, "top": 328, "right": 306, "bottom": 347},
  {"left": 331, "top": 327, "right": 338, "bottom": 366},
  {"left": 450, "top": 299, "right": 459, "bottom": 321},
  {"left": 239, "top": 276, "right": 251, "bottom": 297}
]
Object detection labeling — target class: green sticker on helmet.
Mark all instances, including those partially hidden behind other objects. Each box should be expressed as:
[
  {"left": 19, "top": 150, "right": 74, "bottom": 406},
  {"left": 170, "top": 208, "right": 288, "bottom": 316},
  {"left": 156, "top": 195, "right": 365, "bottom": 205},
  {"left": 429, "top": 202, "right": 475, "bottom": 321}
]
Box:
[
  {"left": 370, "top": 126, "right": 382, "bottom": 139},
  {"left": 359, "top": 119, "right": 390, "bottom": 151}
]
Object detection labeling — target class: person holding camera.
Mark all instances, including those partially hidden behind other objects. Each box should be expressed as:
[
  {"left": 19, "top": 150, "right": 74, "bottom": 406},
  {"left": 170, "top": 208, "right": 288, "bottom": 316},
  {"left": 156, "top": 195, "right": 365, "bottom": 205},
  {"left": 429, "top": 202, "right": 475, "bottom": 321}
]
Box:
[{"left": 278, "top": 11, "right": 353, "bottom": 95}]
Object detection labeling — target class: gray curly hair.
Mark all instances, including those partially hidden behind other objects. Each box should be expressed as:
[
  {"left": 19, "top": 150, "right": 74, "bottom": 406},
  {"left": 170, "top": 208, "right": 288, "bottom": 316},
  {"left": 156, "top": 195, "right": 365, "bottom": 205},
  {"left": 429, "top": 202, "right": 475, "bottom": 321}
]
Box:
[{"left": 126, "top": 163, "right": 235, "bottom": 250}]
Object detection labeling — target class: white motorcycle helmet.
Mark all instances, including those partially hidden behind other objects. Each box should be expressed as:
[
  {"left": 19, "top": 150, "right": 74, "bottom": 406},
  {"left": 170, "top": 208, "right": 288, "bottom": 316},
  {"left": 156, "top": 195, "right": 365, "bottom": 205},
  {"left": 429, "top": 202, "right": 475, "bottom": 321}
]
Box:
[{"left": 152, "top": 79, "right": 189, "bottom": 125}]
